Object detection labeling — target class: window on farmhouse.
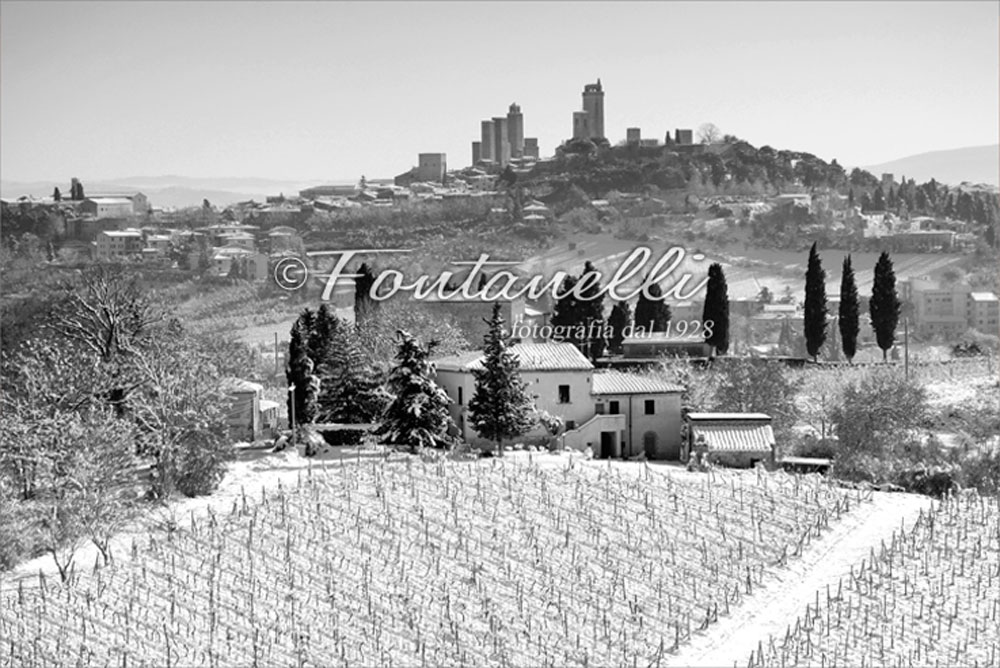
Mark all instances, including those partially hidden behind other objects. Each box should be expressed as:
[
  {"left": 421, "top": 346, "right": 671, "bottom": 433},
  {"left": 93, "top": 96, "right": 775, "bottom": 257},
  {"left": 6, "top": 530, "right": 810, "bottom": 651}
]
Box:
[
  {"left": 558, "top": 385, "right": 571, "bottom": 404},
  {"left": 644, "top": 400, "right": 655, "bottom": 415}
]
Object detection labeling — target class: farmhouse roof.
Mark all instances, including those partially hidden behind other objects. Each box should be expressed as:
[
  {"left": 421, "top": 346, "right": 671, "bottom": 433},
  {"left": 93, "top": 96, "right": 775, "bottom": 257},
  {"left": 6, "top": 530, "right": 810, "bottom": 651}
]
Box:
[
  {"left": 691, "top": 423, "right": 776, "bottom": 453},
  {"left": 591, "top": 371, "right": 684, "bottom": 395},
  {"left": 970, "top": 292, "right": 999, "bottom": 302},
  {"left": 87, "top": 197, "right": 133, "bottom": 205},
  {"left": 686, "top": 412, "right": 773, "bottom": 422},
  {"left": 434, "top": 342, "right": 593, "bottom": 372}
]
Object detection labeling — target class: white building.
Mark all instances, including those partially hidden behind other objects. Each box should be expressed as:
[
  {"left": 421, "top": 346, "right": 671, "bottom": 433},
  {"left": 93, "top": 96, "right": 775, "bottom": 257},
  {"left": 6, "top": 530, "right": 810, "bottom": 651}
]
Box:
[{"left": 433, "top": 342, "right": 684, "bottom": 458}]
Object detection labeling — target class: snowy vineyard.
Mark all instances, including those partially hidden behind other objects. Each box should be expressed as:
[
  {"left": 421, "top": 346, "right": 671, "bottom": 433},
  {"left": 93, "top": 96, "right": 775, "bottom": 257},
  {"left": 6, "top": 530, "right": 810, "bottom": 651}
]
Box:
[
  {"left": 748, "top": 492, "right": 1000, "bottom": 668},
  {"left": 2, "top": 456, "right": 861, "bottom": 667}
]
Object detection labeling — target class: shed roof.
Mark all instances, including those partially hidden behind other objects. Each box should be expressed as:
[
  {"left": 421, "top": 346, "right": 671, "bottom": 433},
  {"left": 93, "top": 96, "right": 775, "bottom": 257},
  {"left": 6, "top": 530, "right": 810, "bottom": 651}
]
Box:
[
  {"left": 691, "top": 423, "right": 775, "bottom": 452},
  {"left": 592, "top": 371, "right": 684, "bottom": 395}
]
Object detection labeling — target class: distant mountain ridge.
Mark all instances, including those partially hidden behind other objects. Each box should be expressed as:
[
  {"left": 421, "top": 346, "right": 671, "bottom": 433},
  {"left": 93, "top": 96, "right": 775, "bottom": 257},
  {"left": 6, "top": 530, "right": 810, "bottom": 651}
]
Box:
[
  {"left": 0, "top": 176, "right": 353, "bottom": 209},
  {"left": 861, "top": 144, "right": 998, "bottom": 188}
]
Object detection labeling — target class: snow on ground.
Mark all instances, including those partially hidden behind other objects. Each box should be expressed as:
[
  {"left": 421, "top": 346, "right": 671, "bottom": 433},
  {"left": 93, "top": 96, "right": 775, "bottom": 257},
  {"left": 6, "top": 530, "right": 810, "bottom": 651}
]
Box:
[
  {"left": 4, "top": 443, "right": 403, "bottom": 588},
  {"left": 669, "top": 489, "right": 935, "bottom": 668},
  {"left": 924, "top": 373, "right": 999, "bottom": 408}
]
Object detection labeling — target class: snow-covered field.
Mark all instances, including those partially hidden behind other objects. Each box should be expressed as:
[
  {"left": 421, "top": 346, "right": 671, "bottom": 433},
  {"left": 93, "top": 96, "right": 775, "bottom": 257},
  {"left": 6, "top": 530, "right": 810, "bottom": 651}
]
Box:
[{"left": 4, "top": 448, "right": 973, "bottom": 668}]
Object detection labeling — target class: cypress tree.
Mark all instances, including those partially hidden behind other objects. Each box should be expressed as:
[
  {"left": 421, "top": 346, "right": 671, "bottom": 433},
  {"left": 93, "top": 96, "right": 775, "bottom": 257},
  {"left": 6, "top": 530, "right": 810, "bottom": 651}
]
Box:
[
  {"left": 702, "top": 263, "right": 730, "bottom": 355},
  {"left": 53, "top": 187, "right": 62, "bottom": 202},
  {"left": 870, "top": 251, "right": 901, "bottom": 362},
  {"left": 606, "top": 300, "right": 632, "bottom": 355},
  {"left": 803, "top": 242, "right": 827, "bottom": 361},
  {"left": 286, "top": 318, "right": 317, "bottom": 431},
  {"left": 634, "top": 281, "right": 672, "bottom": 333},
  {"left": 838, "top": 255, "right": 860, "bottom": 362},
  {"left": 354, "top": 262, "right": 378, "bottom": 324},
  {"left": 377, "top": 330, "right": 455, "bottom": 452},
  {"left": 577, "top": 261, "right": 606, "bottom": 360},
  {"left": 467, "top": 303, "right": 537, "bottom": 456},
  {"left": 550, "top": 274, "right": 581, "bottom": 346}
]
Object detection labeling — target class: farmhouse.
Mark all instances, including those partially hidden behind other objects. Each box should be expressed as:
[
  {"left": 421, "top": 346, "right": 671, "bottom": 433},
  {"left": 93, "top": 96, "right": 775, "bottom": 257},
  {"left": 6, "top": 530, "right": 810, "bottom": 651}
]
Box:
[
  {"left": 433, "top": 342, "right": 684, "bottom": 458},
  {"left": 681, "top": 412, "right": 776, "bottom": 468}
]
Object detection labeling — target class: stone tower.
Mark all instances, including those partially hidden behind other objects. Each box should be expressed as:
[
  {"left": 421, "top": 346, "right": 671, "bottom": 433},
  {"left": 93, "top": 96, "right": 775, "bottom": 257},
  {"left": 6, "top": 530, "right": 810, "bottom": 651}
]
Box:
[
  {"left": 572, "top": 111, "right": 590, "bottom": 140},
  {"left": 480, "top": 120, "right": 495, "bottom": 162},
  {"left": 582, "top": 79, "right": 605, "bottom": 140},
  {"left": 507, "top": 103, "right": 524, "bottom": 158},
  {"left": 492, "top": 117, "right": 510, "bottom": 168}
]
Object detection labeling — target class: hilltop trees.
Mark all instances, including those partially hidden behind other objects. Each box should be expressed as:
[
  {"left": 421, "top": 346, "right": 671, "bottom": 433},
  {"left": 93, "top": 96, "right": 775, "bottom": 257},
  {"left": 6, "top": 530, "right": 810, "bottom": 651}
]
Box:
[
  {"left": 803, "top": 242, "right": 827, "bottom": 361},
  {"left": 870, "top": 251, "right": 901, "bottom": 361},
  {"left": 377, "top": 330, "right": 455, "bottom": 453},
  {"left": 606, "top": 300, "right": 632, "bottom": 354},
  {"left": 702, "top": 263, "right": 730, "bottom": 355},
  {"left": 838, "top": 255, "right": 860, "bottom": 362},
  {"left": 467, "top": 303, "right": 536, "bottom": 456}
]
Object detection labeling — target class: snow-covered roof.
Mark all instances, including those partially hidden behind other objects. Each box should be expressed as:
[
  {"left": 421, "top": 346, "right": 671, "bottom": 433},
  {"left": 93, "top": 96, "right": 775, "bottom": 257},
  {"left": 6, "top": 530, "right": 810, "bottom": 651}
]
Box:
[
  {"left": 435, "top": 342, "right": 592, "bottom": 373},
  {"left": 970, "top": 292, "right": 999, "bottom": 302},
  {"left": 591, "top": 371, "right": 684, "bottom": 395}
]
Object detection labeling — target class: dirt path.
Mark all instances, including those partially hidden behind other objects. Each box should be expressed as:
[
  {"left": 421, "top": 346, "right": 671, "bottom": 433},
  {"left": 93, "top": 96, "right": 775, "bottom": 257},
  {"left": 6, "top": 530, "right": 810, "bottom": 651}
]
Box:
[{"left": 668, "top": 491, "right": 935, "bottom": 668}]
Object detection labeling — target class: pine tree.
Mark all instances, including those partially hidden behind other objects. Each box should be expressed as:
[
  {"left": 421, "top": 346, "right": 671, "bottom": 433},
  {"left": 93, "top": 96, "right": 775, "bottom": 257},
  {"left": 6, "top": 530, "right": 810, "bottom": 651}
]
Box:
[
  {"left": 354, "top": 262, "right": 378, "bottom": 324},
  {"left": 634, "top": 281, "right": 672, "bottom": 333},
  {"left": 606, "top": 300, "right": 632, "bottom": 354},
  {"left": 870, "top": 251, "right": 901, "bottom": 362},
  {"left": 803, "top": 242, "right": 827, "bottom": 361},
  {"left": 838, "top": 255, "right": 860, "bottom": 363},
  {"left": 377, "top": 330, "right": 455, "bottom": 452},
  {"left": 550, "top": 274, "right": 581, "bottom": 346},
  {"left": 577, "top": 261, "right": 606, "bottom": 360},
  {"left": 467, "top": 303, "right": 537, "bottom": 456},
  {"left": 702, "top": 263, "right": 730, "bottom": 355},
  {"left": 313, "top": 305, "right": 387, "bottom": 443}
]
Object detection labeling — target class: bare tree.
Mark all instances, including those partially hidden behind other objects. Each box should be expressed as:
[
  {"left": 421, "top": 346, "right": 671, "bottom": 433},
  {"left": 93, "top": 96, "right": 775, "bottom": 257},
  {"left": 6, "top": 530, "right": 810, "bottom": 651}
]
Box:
[
  {"left": 47, "top": 265, "right": 162, "bottom": 363},
  {"left": 697, "top": 122, "right": 722, "bottom": 145}
]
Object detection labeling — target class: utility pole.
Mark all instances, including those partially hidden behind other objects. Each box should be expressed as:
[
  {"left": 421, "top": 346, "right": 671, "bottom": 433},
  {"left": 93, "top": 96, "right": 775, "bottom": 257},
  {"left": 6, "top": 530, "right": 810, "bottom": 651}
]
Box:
[{"left": 274, "top": 332, "right": 279, "bottom": 377}]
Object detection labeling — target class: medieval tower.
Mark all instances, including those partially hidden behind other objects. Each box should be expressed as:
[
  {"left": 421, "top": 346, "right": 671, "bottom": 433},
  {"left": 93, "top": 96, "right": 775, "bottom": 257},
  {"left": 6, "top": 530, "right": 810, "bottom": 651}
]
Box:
[{"left": 581, "top": 79, "right": 605, "bottom": 140}]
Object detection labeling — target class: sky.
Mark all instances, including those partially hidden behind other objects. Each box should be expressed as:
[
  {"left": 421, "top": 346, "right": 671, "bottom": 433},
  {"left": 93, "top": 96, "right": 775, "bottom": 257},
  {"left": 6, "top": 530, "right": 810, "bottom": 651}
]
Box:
[{"left": 2, "top": 1, "right": 998, "bottom": 184}]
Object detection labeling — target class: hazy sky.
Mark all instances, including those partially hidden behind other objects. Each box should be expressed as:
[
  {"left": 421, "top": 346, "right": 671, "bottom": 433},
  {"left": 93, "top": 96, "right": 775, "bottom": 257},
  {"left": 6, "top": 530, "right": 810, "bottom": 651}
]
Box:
[{"left": 2, "top": 1, "right": 997, "bottom": 183}]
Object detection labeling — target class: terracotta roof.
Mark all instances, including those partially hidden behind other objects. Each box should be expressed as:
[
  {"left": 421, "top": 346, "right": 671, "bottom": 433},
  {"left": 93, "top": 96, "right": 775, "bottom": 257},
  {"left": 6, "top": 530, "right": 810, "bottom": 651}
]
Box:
[
  {"left": 434, "top": 342, "right": 592, "bottom": 372},
  {"left": 692, "top": 423, "right": 775, "bottom": 452},
  {"left": 591, "top": 371, "right": 684, "bottom": 395}
]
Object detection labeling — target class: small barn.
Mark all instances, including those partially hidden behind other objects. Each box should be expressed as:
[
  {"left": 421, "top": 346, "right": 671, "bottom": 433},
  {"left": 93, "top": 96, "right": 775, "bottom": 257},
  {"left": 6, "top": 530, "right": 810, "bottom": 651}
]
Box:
[{"left": 682, "top": 412, "right": 776, "bottom": 468}]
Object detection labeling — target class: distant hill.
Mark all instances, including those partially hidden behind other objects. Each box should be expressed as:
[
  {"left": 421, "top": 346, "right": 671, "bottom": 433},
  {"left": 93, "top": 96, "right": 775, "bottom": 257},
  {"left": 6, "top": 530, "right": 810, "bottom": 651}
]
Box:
[
  {"left": 862, "top": 145, "right": 999, "bottom": 188},
  {"left": 0, "top": 176, "right": 346, "bottom": 209}
]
